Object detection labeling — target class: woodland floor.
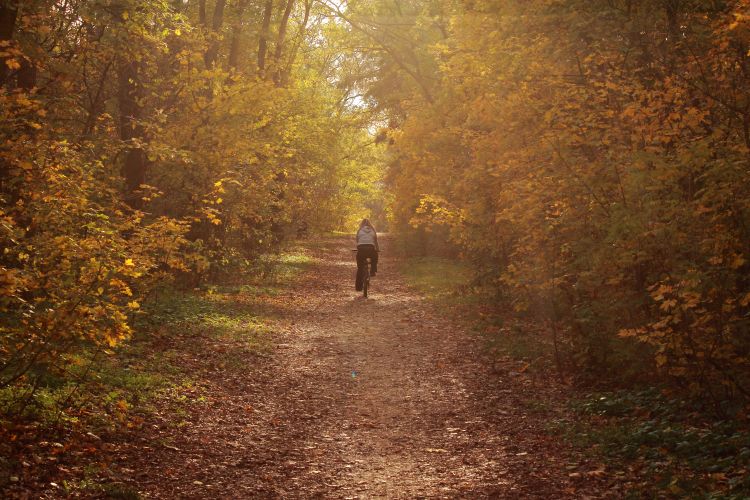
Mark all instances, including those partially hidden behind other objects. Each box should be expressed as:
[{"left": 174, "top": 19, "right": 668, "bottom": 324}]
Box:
[{"left": 13, "top": 235, "right": 630, "bottom": 498}]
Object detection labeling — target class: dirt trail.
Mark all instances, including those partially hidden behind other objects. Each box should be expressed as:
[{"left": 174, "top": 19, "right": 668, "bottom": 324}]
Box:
[{"left": 112, "top": 235, "right": 617, "bottom": 498}]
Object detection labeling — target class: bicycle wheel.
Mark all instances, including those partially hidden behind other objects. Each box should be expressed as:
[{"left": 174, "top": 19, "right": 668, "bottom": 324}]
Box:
[{"left": 363, "top": 269, "right": 370, "bottom": 298}]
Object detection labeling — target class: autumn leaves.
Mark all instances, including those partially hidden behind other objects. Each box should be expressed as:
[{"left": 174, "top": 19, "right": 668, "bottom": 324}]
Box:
[
  {"left": 0, "top": 0, "right": 382, "bottom": 413},
  {"left": 376, "top": 0, "right": 750, "bottom": 401}
]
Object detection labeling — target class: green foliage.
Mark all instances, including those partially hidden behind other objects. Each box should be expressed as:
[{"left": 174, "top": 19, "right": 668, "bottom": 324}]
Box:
[{"left": 560, "top": 389, "right": 750, "bottom": 497}]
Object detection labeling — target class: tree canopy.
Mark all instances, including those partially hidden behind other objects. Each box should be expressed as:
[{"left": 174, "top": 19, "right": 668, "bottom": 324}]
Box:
[
  {"left": 0, "top": 0, "right": 385, "bottom": 399},
  {"left": 352, "top": 0, "right": 750, "bottom": 402}
]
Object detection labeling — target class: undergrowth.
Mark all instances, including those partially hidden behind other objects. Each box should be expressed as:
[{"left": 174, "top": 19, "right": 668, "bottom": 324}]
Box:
[
  {"left": 400, "top": 256, "right": 474, "bottom": 302},
  {"left": 402, "top": 254, "right": 750, "bottom": 498},
  {"left": 401, "top": 256, "right": 552, "bottom": 368},
  {"left": 554, "top": 389, "right": 750, "bottom": 498},
  {"left": 0, "top": 245, "right": 313, "bottom": 494}
]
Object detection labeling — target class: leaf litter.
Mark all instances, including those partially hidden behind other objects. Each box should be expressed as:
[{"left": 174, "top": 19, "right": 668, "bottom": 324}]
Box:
[{"left": 6, "top": 235, "right": 627, "bottom": 498}]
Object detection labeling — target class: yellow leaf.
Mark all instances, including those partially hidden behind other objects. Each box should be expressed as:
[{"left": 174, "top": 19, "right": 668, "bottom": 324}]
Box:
[
  {"left": 618, "top": 328, "right": 642, "bottom": 338},
  {"left": 124, "top": 258, "right": 134, "bottom": 266},
  {"left": 5, "top": 58, "right": 20, "bottom": 70},
  {"left": 659, "top": 299, "right": 677, "bottom": 311},
  {"left": 127, "top": 300, "right": 140, "bottom": 309}
]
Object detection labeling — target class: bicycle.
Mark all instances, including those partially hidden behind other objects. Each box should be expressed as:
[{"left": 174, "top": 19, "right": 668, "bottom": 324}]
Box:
[{"left": 352, "top": 249, "right": 372, "bottom": 298}]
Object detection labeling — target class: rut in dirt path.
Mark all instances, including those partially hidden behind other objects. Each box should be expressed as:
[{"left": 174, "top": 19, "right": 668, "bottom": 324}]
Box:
[{"left": 112, "top": 235, "right": 619, "bottom": 498}]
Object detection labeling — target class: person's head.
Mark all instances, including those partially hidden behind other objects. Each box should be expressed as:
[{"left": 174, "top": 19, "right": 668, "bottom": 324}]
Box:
[{"left": 359, "top": 218, "right": 373, "bottom": 230}]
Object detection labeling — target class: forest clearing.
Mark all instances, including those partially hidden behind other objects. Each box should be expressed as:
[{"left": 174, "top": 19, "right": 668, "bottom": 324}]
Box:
[{"left": 2, "top": 0, "right": 750, "bottom": 498}]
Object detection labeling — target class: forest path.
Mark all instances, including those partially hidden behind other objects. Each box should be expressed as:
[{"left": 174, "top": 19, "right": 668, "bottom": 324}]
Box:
[{"left": 114, "top": 235, "right": 616, "bottom": 498}]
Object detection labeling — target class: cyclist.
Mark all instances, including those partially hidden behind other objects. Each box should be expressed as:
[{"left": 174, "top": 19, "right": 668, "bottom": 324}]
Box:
[{"left": 355, "top": 218, "right": 379, "bottom": 291}]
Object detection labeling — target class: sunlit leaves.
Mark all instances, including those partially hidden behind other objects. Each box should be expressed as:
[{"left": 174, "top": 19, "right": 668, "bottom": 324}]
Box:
[
  {"left": 382, "top": 0, "right": 750, "bottom": 399},
  {"left": 0, "top": 0, "right": 386, "bottom": 410}
]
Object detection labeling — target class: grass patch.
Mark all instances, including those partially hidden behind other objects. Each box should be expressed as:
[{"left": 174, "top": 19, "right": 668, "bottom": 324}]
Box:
[
  {"left": 400, "top": 256, "right": 551, "bottom": 365},
  {"left": 0, "top": 343, "right": 175, "bottom": 432},
  {"left": 140, "top": 245, "right": 313, "bottom": 357},
  {"left": 251, "top": 248, "right": 314, "bottom": 285},
  {"left": 400, "top": 256, "right": 473, "bottom": 301},
  {"left": 480, "top": 318, "right": 552, "bottom": 366},
  {"left": 98, "top": 482, "right": 142, "bottom": 499}
]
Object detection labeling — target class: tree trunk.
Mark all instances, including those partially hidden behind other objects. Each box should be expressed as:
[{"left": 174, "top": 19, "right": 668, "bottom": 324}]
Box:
[
  {"left": 271, "top": 0, "right": 294, "bottom": 84},
  {"left": 118, "top": 59, "right": 146, "bottom": 207},
  {"left": 0, "top": 3, "right": 19, "bottom": 86},
  {"left": 0, "top": 3, "right": 16, "bottom": 39},
  {"left": 204, "top": 0, "right": 226, "bottom": 68},
  {"left": 82, "top": 60, "right": 114, "bottom": 138},
  {"left": 278, "top": 0, "right": 311, "bottom": 86},
  {"left": 17, "top": 57, "right": 36, "bottom": 90},
  {"left": 257, "top": 0, "right": 274, "bottom": 77},
  {"left": 199, "top": 0, "right": 207, "bottom": 26},
  {"left": 227, "top": 0, "right": 249, "bottom": 72}
]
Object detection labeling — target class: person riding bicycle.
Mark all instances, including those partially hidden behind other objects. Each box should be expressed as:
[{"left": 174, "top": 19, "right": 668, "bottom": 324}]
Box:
[{"left": 355, "top": 218, "right": 379, "bottom": 291}]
